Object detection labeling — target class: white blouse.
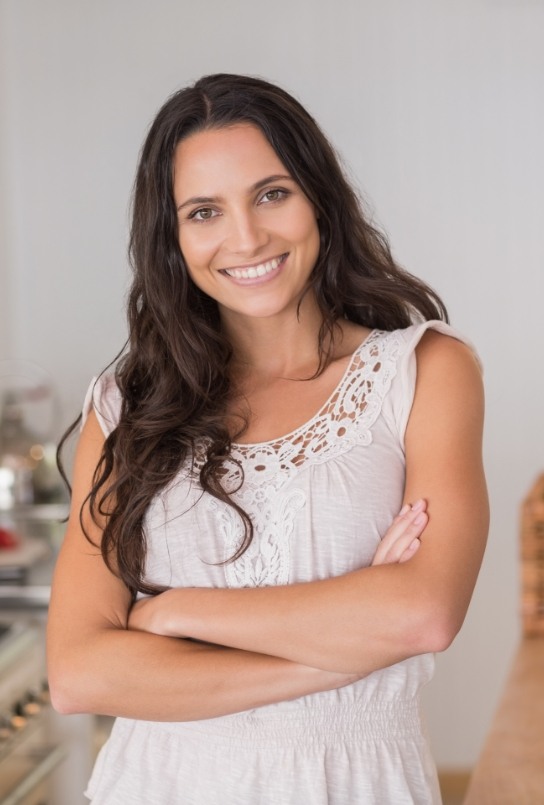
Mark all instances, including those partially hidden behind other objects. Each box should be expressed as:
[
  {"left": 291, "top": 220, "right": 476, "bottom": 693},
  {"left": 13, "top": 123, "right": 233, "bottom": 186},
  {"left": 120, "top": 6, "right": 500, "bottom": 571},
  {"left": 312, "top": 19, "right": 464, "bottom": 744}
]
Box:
[{"left": 83, "top": 320, "right": 473, "bottom": 804}]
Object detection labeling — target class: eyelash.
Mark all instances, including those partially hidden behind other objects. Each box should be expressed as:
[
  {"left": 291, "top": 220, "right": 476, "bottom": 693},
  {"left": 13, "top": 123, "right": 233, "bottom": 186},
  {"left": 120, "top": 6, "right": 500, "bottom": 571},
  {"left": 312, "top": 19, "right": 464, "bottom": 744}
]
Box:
[
  {"left": 187, "top": 187, "right": 290, "bottom": 222},
  {"left": 260, "top": 187, "right": 290, "bottom": 204},
  {"left": 187, "top": 207, "right": 217, "bottom": 222}
]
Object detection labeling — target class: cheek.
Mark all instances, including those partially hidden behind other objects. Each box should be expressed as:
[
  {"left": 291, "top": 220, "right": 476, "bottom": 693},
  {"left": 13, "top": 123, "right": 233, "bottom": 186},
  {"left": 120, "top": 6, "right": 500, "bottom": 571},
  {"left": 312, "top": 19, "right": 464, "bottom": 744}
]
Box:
[
  {"left": 183, "top": 261, "right": 216, "bottom": 301},
  {"left": 178, "top": 229, "right": 216, "bottom": 271},
  {"left": 293, "top": 213, "right": 320, "bottom": 259},
  {"left": 289, "top": 205, "right": 319, "bottom": 242}
]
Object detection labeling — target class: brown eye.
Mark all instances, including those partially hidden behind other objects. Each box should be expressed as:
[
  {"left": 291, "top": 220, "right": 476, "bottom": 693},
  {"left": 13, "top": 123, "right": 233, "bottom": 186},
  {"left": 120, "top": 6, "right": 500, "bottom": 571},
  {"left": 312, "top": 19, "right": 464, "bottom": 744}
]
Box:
[
  {"left": 260, "top": 189, "right": 289, "bottom": 204},
  {"left": 190, "top": 207, "right": 217, "bottom": 221}
]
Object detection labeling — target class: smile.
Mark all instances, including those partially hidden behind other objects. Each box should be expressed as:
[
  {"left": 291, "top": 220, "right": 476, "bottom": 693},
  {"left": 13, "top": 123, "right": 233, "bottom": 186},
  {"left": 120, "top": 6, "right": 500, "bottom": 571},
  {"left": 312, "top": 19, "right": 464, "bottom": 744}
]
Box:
[{"left": 221, "top": 254, "right": 287, "bottom": 280}]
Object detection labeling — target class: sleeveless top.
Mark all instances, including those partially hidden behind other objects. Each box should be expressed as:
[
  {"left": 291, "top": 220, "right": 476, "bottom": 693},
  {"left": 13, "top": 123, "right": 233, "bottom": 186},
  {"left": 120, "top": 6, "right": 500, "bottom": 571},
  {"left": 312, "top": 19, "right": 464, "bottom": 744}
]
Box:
[{"left": 83, "top": 321, "right": 474, "bottom": 804}]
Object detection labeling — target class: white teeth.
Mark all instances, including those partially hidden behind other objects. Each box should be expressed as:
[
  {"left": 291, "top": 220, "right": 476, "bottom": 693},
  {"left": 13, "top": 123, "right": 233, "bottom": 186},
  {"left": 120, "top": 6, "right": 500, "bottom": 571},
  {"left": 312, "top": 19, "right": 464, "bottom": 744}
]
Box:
[{"left": 224, "top": 255, "right": 284, "bottom": 279}]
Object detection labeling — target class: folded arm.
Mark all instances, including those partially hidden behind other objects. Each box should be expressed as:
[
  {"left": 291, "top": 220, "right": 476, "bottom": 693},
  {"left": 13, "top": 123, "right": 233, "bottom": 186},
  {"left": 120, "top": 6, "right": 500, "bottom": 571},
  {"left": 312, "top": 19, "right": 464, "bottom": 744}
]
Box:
[
  {"left": 127, "top": 332, "right": 489, "bottom": 675},
  {"left": 47, "top": 411, "right": 361, "bottom": 720},
  {"left": 48, "top": 411, "right": 426, "bottom": 720}
]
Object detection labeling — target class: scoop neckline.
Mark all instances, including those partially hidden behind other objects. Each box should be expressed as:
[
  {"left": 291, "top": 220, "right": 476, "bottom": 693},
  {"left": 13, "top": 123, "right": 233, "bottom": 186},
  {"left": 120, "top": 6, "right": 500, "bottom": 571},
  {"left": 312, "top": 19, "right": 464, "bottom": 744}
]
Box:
[{"left": 231, "top": 329, "right": 379, "bottom": 450}]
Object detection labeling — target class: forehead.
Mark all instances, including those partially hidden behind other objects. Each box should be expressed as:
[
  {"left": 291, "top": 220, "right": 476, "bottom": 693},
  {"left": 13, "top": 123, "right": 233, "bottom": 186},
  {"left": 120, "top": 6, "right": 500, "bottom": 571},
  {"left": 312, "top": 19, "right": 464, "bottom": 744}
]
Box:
[{"left": 173, "top": 124, "right": 289, "bottom": 195}]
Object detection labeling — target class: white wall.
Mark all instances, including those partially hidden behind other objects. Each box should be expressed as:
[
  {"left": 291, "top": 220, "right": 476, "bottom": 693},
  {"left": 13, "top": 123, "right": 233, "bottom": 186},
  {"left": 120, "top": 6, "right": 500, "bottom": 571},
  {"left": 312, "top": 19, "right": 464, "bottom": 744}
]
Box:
[
  {"left": 1, "top": 0, "right": 543, "bottom": 769},
  {"left": 0, "top": 6, "right": 14, "bottom": 357}
]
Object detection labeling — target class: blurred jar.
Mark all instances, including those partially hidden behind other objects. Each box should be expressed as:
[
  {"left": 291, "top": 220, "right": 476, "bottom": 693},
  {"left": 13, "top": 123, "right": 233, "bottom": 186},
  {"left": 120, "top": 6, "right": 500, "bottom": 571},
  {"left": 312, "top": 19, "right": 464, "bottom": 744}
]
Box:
[{"left": 0, "top": 390, "right": 66, "bottom": 511}]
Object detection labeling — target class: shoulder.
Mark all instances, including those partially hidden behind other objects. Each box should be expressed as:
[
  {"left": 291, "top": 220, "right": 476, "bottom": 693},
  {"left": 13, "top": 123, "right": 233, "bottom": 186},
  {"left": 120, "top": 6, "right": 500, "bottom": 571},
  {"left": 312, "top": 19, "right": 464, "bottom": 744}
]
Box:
[
  {"left": 413, "top": 326, "right": 483, "bottom": 394},
  {"left": 375, "top": 320, "right": 483, "bottom": 446},
  {"left": 392, "top": 320, "right": 480, "bottom": 366},
  {"left": 408, "top": 326, "right": 485, "bottom": 443},
  {"left": 82, "top": 372, "right": 122, "bottom": 438},
  {"left": 415, "top": 326, "right": 482, "bottom": 384},
  {"left": 388, "top": 320, "right": 482, "bottom": 391}
]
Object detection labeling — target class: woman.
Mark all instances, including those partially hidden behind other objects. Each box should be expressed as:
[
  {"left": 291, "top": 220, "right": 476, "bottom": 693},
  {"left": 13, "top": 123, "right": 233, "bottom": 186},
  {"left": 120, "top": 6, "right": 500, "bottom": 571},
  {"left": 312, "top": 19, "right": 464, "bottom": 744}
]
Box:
[{"left": 47, "top": 74, "right": 488, "bottom": 804}]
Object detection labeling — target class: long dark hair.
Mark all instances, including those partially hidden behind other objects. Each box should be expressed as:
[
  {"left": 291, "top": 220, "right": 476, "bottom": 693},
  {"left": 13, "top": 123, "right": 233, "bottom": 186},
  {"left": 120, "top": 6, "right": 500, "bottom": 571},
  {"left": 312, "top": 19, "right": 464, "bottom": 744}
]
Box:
[{"left": 60, "top": 73, "right": 448, "bottom": 597}]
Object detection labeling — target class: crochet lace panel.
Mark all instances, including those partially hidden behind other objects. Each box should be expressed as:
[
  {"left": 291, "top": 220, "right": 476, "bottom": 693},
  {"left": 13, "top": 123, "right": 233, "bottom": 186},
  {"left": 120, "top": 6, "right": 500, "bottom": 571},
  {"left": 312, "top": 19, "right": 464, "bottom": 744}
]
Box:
[{"left": 206, "top": 329, "right": 403, "bottom": 588}]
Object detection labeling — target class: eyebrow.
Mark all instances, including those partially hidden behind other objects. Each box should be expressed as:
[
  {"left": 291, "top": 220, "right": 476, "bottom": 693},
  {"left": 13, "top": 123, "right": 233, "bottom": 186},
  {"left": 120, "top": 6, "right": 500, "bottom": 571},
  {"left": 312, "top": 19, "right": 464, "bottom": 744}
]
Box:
[{"left": 176, "top": 174, "right": 293, "bottom": 211}]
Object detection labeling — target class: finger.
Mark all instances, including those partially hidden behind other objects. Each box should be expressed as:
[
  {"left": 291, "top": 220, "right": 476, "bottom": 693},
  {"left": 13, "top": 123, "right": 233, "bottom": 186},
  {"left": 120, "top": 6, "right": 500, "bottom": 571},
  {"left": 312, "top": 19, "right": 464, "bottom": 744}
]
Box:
[
  {"left": 372, "top": 507, "right": 428, "bottom": 565},
  {"left": 389, "top": 500, "right": 425, "bottom": 528},
  {"left": 373, "top": 500, "right": 426, "bottom": 554},
  {"left": 390, "top": 499, "right": 426, "bottom": 530},
  {"left": 384, "top": 512, "right": 428, "bottom": 563},
  {"left": 399, "top": 538, "right": 421, "bottom": 563}
]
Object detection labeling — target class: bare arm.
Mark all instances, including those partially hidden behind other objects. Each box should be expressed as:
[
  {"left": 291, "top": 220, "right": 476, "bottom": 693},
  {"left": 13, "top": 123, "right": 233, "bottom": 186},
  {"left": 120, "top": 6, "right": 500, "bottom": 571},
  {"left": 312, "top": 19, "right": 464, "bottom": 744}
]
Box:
[
  {"left": 127, "top": 332, "right": 489, "bottom": 674},
  {"left": 46, "top": 411, "right": 360, "bottom": 719}
]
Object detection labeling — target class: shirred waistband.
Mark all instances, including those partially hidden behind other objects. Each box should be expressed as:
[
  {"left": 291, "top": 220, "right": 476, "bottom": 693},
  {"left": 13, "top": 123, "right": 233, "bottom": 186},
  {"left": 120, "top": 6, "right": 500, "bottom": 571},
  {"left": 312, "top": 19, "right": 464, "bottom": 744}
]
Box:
[{"left": 117, "top": 700, "right": 424, "bottom": 749}]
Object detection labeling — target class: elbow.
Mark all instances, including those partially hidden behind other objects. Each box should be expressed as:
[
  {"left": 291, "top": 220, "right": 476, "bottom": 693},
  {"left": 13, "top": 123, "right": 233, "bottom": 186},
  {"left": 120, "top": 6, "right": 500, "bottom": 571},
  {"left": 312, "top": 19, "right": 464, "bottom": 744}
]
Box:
[
  {"left": 48, "top": 669, "right": 92, "bottom": 715},
  {"left": 413, "top": 606, "right": 464, "bottom": 655},
  {"left": 47, "top": 656, "right": 103, "bottom": 715},
  {"left": 47, "top": 624, "right": 126, "bottom": 715},
  {"left": 49, "top": 687, "right": 79, "bottom": 716},
  {"left": 422, "top": 621, "right": 458, "bottom": 654}
]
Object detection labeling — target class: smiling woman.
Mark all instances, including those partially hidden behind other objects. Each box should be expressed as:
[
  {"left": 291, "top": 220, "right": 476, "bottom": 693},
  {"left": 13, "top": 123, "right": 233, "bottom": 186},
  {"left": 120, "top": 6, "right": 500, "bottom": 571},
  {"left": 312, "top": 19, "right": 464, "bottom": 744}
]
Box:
[
  {"left": 47, "top": 73, "right": 488, "bottom": 805},
  {"left": 174, "top": 125, "right": 321, "bottom": 323}
]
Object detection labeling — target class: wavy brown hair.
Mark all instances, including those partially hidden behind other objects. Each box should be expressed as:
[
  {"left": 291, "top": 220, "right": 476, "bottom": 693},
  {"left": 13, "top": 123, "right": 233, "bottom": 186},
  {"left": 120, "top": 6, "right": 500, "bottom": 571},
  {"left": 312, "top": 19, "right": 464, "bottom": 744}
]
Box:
[{"left": 59, "top": 73, "right": 448, "bottom": 597}]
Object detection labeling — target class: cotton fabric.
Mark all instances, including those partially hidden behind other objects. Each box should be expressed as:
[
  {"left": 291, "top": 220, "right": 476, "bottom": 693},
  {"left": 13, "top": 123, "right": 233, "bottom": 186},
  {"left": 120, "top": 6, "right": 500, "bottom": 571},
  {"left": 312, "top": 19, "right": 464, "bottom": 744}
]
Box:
[{"left": 83, "top": 321, "right": 472, "bottom": 804}]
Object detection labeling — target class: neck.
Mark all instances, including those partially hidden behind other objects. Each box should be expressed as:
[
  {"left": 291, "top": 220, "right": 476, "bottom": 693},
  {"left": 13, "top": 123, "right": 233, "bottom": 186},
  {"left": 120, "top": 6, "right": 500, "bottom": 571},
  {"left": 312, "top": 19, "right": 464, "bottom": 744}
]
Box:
[{"left": 221, "top": 294, "right": 330, "bottom": 380}]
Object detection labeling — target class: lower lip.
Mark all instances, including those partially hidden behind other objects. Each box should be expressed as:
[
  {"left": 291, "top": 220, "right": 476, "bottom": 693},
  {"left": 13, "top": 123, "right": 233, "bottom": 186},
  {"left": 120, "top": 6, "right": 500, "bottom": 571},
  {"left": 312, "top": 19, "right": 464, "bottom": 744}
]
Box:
[{"left": 221, "top": 254, "right": 288, "bottom": 286}]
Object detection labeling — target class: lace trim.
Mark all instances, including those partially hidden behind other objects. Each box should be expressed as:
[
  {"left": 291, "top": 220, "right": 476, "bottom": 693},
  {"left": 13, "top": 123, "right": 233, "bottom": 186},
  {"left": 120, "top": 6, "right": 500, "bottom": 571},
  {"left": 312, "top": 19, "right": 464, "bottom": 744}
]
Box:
[
  {"left": 227, "top": 329, "right": 402, "bottom": 498},
  {"left": 211, "top": 487, "right": 306, "bottom": 588},
  {"left": 204, "top": 329, "right": 405, "bottom": 588}
]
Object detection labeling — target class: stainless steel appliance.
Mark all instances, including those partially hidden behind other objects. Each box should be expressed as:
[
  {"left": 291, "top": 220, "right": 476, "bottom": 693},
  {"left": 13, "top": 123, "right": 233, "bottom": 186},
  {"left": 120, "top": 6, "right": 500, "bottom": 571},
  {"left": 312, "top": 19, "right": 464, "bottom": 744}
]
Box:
[
  {"left": 0, "top": 371, "right": 96, "bottom": 803},
  {"left": 0, "top": 507, "right": 94, "bottom": 805},
  {"left": 0, "top": 619, "right": 65, "bottom": 805}
]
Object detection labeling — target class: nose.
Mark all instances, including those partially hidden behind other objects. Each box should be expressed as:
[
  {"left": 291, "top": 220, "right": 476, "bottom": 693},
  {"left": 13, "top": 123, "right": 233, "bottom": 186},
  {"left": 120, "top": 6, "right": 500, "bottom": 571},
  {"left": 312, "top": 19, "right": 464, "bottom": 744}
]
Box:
[{"left": 226, "top": 208, "right": 269, "bottom": 257}]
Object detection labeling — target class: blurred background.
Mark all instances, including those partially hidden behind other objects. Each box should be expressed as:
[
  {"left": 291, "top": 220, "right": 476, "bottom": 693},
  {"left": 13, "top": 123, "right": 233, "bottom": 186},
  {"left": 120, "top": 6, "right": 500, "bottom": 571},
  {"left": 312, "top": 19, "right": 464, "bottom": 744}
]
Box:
[{"left": 0, "top": 0, "right": 543, "bottom": 802}]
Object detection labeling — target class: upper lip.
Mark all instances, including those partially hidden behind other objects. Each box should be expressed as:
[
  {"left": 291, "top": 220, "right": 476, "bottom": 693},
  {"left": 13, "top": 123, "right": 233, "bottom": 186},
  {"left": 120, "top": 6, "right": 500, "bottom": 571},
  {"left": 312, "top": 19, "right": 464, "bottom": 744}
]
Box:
[{"left": 218, "top": 253, "right": 287, "bottom": 272}]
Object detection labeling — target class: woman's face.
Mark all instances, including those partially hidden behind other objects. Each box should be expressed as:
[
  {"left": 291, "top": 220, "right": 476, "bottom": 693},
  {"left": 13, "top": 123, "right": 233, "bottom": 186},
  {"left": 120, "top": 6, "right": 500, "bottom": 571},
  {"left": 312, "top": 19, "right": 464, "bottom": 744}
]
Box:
[{"left": 173, "top": 123, "right": 320, "bottom": 325}]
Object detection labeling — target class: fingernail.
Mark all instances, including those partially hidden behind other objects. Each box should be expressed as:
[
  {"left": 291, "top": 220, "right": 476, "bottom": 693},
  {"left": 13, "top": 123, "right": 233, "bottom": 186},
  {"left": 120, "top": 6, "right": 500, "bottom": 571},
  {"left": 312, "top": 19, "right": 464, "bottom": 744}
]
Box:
[
  {"left": 411, "top": 499, "right": 425, "bottom": 512},
  {"left": 399, "top": 504, "right": 410, "bottom": 516}
]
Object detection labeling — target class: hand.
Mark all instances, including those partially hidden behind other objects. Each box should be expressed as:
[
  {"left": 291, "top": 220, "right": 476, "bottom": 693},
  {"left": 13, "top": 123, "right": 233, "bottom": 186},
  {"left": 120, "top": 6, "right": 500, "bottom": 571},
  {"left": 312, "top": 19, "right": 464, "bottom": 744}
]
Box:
[{"left": 371, "top": 499, "right": 428, "bottom": 566}]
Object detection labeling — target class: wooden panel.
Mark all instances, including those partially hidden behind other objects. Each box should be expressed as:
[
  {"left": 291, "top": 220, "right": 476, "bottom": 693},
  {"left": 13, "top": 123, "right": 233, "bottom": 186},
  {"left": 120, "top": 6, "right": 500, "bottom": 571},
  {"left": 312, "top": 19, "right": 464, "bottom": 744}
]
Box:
[{"left": 464, "top": 640, "right": 544, "bottom": 804}]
